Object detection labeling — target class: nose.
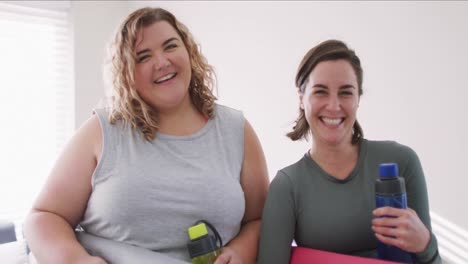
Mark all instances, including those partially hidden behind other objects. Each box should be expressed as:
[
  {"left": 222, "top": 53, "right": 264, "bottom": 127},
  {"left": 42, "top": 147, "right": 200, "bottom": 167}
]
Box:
[
  {"left": 152, "top": 54, "right": 171, "bottom": 71},
  {"left": 325, "top": 95, "right": 341, "bottom": 111}
]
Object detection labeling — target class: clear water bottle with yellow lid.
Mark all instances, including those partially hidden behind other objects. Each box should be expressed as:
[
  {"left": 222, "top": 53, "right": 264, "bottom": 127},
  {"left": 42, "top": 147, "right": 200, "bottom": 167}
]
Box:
[{"left": 187, "top": 220, "right": 222, "bottom": 264}]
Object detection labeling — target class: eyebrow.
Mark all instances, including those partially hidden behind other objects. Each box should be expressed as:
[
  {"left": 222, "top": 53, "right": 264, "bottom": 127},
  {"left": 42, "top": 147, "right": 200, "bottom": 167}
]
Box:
[
  {"left": 312, "top": 84, "right": 356, "bottom": 89},
  {"left": 340, "top": 84, "right": 356, "bottom": 89},
  {"left": 136, "top": 37, "right": 180, "bottom": 56},
  {"left": 312, "top": 84, "right": 328, "bottom": 89}
]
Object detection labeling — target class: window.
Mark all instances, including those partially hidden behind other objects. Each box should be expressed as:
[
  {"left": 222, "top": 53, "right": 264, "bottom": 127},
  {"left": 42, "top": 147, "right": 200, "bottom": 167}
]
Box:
[
  {"left": 0, "top": 2, "right": 73, "bottom": 226},
  {"left": 431, "top": 211, "right": 468, "bottom": 264}
]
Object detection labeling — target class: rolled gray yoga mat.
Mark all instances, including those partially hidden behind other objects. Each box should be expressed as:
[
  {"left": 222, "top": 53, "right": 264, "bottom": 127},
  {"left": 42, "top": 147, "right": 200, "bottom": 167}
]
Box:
[{"left": 76, "top": 232, "right": 189, "bottom": 264}]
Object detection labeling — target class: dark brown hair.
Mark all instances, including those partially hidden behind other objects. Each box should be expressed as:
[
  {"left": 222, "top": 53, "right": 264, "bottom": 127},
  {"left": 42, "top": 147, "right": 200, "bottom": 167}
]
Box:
[{"left": 287, "top": 39, "right": 363, "bottom": 144}]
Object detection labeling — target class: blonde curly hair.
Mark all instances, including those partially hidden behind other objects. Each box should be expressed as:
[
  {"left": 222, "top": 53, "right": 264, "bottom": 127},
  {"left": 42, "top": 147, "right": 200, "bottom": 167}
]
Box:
[{"left": 108, "top": 7, "right": 216, "bottom": 141}]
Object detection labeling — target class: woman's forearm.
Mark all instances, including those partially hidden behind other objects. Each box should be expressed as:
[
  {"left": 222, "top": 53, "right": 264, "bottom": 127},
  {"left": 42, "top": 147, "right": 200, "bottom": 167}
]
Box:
[
  {"left": 225, "top": 219, "right": 261, "bottom": 264},
  {"left": 24, "top": 210, "right": 92, "bottom": 264}
]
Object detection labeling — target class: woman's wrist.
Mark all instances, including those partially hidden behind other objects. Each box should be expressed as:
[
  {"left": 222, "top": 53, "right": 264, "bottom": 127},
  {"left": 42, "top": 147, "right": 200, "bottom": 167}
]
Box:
[{"left": 416, "top": 226, "right": 431, "bottom": 253}]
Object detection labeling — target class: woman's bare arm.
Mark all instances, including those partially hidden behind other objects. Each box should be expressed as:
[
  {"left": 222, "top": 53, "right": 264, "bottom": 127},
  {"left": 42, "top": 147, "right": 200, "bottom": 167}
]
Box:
[{"left": 24, "top": 115, "right": 106, "bottom": 263}]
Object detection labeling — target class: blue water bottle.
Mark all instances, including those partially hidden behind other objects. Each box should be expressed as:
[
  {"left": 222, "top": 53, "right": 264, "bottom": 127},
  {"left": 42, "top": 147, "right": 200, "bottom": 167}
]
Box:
[{"left": 375, "top": 163, "right": 414, "bottom": 263}]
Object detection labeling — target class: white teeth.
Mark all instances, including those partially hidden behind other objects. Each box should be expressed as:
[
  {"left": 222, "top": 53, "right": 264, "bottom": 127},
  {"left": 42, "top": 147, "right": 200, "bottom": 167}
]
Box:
[
  {"left": 155, "top": 73, "right": 176, "bottom": 83},
  {"left": 322, "top": 118, "right": 342, "bottom": 125}
]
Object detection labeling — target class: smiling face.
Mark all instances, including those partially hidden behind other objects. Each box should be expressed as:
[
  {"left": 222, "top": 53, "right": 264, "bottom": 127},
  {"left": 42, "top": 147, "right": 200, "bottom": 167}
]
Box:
[
  {"left": 300, "top": 59, "right": 360, "bottom": 146},
  {"left": 134, "top": 21, "right": 192, "bottom": 112}
]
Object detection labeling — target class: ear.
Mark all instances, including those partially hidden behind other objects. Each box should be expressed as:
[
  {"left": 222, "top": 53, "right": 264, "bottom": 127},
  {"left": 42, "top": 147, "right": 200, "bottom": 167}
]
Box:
[{"left": 297, "top": 88, "right": 304, "bottom": 110}]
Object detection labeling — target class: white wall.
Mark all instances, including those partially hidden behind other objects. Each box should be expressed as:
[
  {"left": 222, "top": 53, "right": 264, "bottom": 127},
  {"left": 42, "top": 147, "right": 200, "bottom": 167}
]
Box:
[
  {"left": 72, "top": 1, "right": 128, "bottom": 129},
  {"left": 72, "top": 1, "right": 468, "bottom": 232}
]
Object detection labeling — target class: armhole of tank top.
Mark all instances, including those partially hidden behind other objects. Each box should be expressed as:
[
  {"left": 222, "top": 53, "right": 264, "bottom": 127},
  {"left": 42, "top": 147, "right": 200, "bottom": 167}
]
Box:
[
  {"left": 90, "top": 109, "right": 108, "bottom": 189},
  {"left": 214, "top": 105, "right": 244, "bottom": 182},
  {"left": 239, "top": 111, "right": 246, "bottom": 177},
  {"left": 231, "top": 107, "right": 245, "bottom": 182}
]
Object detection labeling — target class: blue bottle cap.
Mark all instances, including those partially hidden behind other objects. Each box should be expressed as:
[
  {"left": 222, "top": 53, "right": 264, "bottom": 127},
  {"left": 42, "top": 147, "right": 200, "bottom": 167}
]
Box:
[{"left": 379, "top": 163, "right": 399, "bottom": 178}]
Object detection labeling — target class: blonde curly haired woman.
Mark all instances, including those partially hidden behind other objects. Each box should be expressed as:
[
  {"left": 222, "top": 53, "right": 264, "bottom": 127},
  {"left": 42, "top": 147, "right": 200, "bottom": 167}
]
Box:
[{"left": 24, "top": 7, "right": 268, "bottom": 264}]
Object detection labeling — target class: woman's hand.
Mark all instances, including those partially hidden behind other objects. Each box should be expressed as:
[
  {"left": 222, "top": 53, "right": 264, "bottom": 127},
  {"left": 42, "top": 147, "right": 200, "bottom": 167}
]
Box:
[
  {"left": 372, "top": 207, "right": 430, "bottom": 253},
  {"left": 214, "top": 246, "right": 243, "bottom": 264}
]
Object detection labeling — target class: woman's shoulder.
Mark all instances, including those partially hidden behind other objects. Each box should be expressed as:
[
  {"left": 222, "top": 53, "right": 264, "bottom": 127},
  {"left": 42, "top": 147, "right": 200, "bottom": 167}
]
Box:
[
  {"left": 92, "top": 107, "right": 129, "bottom": 132},
  {"left": 365, "top": 139, "right": 417, "bottom": 157},
  {"left": 364, "top": 139, "right": 420, "bottom": 170},
  {"left": 93, "top": 107, "right": 110, "bottom": 116},
  {"left": 214, "top": 103, "right": 244, "bottom": 120},
  {"left": 92, "top": 107, "right": 112, "bottom": 127},
  {"left": 213, "top": 104, "right": 245, "bottom": 135},
  {"left": 275, "top": 155, "right": 310, "bottom": 183},
  {"left": 267, "top": 155, "right": 312, "bottom": 199}
]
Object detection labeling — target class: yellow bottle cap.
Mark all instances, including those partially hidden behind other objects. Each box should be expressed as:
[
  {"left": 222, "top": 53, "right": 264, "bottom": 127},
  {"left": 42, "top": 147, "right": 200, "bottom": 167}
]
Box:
[{"left": 188, "top": 223, "right": 208, "bottom": 240}]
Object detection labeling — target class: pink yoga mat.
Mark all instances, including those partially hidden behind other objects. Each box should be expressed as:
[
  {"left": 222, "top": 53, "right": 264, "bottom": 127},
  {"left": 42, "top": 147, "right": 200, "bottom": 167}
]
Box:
[{"left": 290, "top": 247, "right": 402, "bottom": 264}]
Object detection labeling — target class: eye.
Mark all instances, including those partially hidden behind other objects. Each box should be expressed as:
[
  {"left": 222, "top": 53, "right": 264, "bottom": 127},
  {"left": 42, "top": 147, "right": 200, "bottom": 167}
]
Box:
[
  {"left": 314, "top": 90, "right": 327, "bottom": 95},
  {"left": 340, "top": 91, "right": 354, "bottom": 96},
  {"left": 165, "top": 43, "right": 178, "bottom": 50},
  {"left": 137, "top": 55, "right": 150, "bottom": 63}
]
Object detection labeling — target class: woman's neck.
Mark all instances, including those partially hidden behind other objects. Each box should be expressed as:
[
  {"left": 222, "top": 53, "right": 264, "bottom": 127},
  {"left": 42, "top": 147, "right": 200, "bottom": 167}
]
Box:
[
  {"left": 157, "top": 101, "right": 208, "bottom": 136},
  {"left": 309, "top": 140, "right": 359, "bottom": 180}
]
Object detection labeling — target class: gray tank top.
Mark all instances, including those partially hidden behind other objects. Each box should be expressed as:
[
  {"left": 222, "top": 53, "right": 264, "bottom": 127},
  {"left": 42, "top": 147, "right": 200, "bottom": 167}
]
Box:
[{"left": 79, "top": 104, "right": 245, "bottom": 262}]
